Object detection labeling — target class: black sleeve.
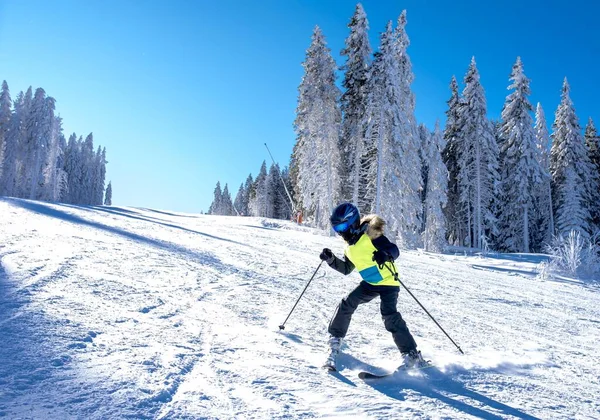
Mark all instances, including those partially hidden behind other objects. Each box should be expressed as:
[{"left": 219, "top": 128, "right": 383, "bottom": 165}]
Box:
[
  {"left": 327, "top": 254, "right": 355, "bottom": 275},
  {"left": 371, "top": 235, "right": 400, "bottom": 260}
]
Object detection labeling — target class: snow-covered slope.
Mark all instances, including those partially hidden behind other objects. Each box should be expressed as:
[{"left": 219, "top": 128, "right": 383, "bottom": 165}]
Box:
[{"left": 0, "top": 197, "right": 598, "bottom": 419}]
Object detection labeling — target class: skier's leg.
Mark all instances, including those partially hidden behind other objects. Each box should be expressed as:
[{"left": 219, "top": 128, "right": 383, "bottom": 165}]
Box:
[
  {"left": 328, "top": 282, "right": 377, "bottom": 338},
  {"left": 379, "top": 287, "right": 417, "bottom": 353}
]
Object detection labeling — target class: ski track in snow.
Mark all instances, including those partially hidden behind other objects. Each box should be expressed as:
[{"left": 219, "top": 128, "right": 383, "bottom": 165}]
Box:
[{"left": 0, "top": 197, "right": 598, "bottom": 419}]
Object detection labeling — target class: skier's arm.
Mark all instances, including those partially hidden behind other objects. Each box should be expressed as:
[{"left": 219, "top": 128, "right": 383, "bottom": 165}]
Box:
[
  {"left": 319, "top": 248, "right": 355, "bottom": 275},
  {"left": 328, "top": 254, "right": 355, "bottom": 275},
  {"left": 371, "top": 235, "right": 400, "bottom": 260}
]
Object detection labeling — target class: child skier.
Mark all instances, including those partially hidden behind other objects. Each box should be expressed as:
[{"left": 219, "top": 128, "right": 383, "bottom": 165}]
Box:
[{"left": 320, "top": 202, "right": 426, "bottom": 371}]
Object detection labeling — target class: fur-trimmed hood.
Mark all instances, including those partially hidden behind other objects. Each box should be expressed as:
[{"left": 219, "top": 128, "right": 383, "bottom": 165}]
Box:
[{"left": 361, "top": 214, "right": 386, "bottom": 240}]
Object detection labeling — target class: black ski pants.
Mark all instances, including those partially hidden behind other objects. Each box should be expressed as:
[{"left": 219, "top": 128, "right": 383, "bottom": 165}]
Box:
[{"left": 328, "top": 281, "right": 417, "bottom": 353}]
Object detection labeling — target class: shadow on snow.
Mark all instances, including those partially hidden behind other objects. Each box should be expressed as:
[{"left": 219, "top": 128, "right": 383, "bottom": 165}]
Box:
[
  {"left": 0, "top": 198, "right": 272, "bottom": 418},
  {"left": 0, "top": 253, "right": 86, "bottom": 417},
  {"left": 6, "top": 198, "right": 245, "bottom": 258},
  {"left": 359, "top": 363, "right": 542, "bottom": 420}
]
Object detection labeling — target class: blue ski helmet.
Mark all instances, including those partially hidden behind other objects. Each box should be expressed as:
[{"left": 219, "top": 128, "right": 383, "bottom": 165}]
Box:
[{"left": 330, "top": 203, "right": 360, "bottom": 235}]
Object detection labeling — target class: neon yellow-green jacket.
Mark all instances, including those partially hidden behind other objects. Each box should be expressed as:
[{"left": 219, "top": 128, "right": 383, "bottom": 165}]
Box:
[{"left": 328, "top": 215, "right": 400, "bottom": 287}]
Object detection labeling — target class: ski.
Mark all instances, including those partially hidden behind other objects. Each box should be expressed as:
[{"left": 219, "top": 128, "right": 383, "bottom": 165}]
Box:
[
  {"left": 358, "top": 371, "right": 389, "bottom": 380},
  {"left": 358, "top": 362, "right": 434, "bottom": 380}
]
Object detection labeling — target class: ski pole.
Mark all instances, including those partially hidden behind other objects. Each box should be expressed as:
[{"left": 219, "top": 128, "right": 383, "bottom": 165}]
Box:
[
  {"left": 279, "top": 261, "right": 324, "bottom": 330},
  {"left": 385, "top": 263, "right": 464, "bottom": 355}
]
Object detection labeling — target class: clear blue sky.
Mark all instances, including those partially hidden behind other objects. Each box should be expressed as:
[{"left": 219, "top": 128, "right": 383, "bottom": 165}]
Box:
[{"left": 0, "top": 0, "right": 597, "bottom": 213}]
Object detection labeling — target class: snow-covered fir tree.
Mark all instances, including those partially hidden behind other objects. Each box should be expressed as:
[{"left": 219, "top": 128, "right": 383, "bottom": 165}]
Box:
[
  {"left": 62, "top": 134, "right": 79, "bottom": 204},
  {"left": 584, "top": 118, "right": 600, "bottom": 231},
  {"left": 0, "top": 91, "right": 25, "bottom": 197},
  {"left": 91, "top": 146, "right": 107, "bottom": 206},
  {"left": 0, "top": 82, "right": 108, "bottom": 204},
  {"left": 80, "top": 134, "right": 96, "bottom": 204},
  {"left": 555, "top": 166, "right": 588, "bottom": 235},
  {"left": 249, "top": 161, "right": 268, "bottom": 217},
  {"left": 497, "top": 58, "right": 544, "bottom": 252},
  {"left": 265, "top": 164, "right": 279, "bottom": 219},
  {"left": 456, "top": 58, "right": 499, "bottom": 249},
  {"left": 293, "top": 26, "right": 342, "bottom": 229},
  {"left": 339, "top": 3, "right": 372, "bottom": 211},
  {"left": 242, "top": 174, "right": 253, "bottom": 216},
  {"left": 362, "top": 14, "right": 422, "bottom": 247},
  {"left": 550, "top": 79, "right": 595, "bottom": 238},
  {"left": 361, "top": 23, "right": 401, "bottom": 229},
  {"left": 266, "top": 163, "right": 291, "bottom": 219},
  {"left": 42, "top": 116, "right": 68, "bottom": 202},
  {"left": 19, "top": 87, "right": 49, "bottom": 200},
  {"left": 423, "top": 122, "right": 448, "bottom": 252},
  {"left": 280, "top": 166, "right": 294, "bottom": 220},
  {"left": 532, "top": 103, "right": 554, "bottom": 249},
  {"left": 233, "top": 183, "right": 244, "bottom": 216},
  {"left": 288, "top": 143, "right": 302, "bottom": 212},
  {"left": 418, "top": 124, "right": 430, "bottom": 233},
  {"left": 442, "top": 76, "right": 463, "bottom": 246},
  {"left": 104, "top": 181, "right": 112, "bottom": 205},
  {"left": 0, "top": 81, "right": 11, "bottom": 181},
  {"left": 391, "top": 11, "right": 423, "bottom": 247},
  {"left": 221, "top": 184, "right": 234, "bottom": 216},
  {"left": 208, "top": 181, "right": 223, "bottom": 215}
]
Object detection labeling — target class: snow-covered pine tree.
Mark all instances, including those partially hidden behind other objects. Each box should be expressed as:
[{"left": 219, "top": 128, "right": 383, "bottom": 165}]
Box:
[
  {"left": 456, "top": 58, "right": 499, "bottom": 249},
  {"left": 0, "top": 81, "right": 11, "bottom": 182},
  {"left": 532, "top": 103, "right": 554, "bottom": 249},
  {"left": 391, "top": 11, "right": 423, "bottom": 248},
  {"left": 15, "top": 87, "right": 33, "bottom": 197},
  {"left": 293, "top": 26, "right": 342, "bottom": 229},
  {"left": 90, "top": 146, "right": 107, "bottom": 205},
  {"left": 249, "top": 161, "right": 268, "bottom": 217},
  {"left": 62, "top": 133, "right": 79, "bottom": 204},
  {"left": 555, "top": 166, "right": 588, "bottom": 235},
  {"left": 279, "top": 166, "right": 293, "bottom": 220},
  {"left": 362, "top": 19, "right": 420, "bottom": 247},
  {"left": 242, "top": 174, "right": 253, "bottom": 216},
  {"left": 80, "top": 133, "right": 96, "bottom": 205},
  {"left": 98, "top": 147, "right": 107, "bottom": 205},
  {"left": 550, "top": 79, "right": 595, "bottom": 238},
  {"left": 442, "top": 76, "right": 463, "bottom": 246},
  {"left": 19, "top": 87, "right": 49, "bottom": 199},
  {"left": 208, "top": 181, "right": 223, "bottom": 215},
  {"left": 497, "top": 58, "right": 544, "bottom": 252},
  {"left": 233, "top": 183, "right": 244, "bottom": 216},
  {"left": 418, "top": 124, "right": 430, "bottom": 234},
  {"left": 41, "top": 114, "right": 67, "bottom": 202},
  {"left": 586, "top": 118, "right": 600, "bottom": 174},
  {"left": 288, "top": 142, "right": 302, "bottom": 212},
  {"left": 265, "top": 163, "right": 279, "bottom": 219},
  {"left": 340, "top": 3, "right": 372, "bottom": 211},
  {"left": 221, "top": 184, "right": 234, "bottom": 216},
  {"left": 584, "top": 118, "right": 600, "bottom": 231},
  {"left": 361, "top": 23, "right": 400, "bottom": 228},
  {"left": 0, "top": 91, "right": 25, "bottom": 197},
  {"left": 104, "top": 181, "right": 112, "bottom": 205},
  {"left": 266, "top": 163, "right": 290, "bottom": 219},
  {"left": 423, "top": 122, "right": 448, "bottom": 252}
]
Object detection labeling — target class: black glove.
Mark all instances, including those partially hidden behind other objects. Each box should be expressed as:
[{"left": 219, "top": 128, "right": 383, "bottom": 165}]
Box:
[
  {"left": 372, "top": 250, "right": 393, "bottom": 267},
  {"left": 320, "top": 248, "right": 335, "bottom": 264}
]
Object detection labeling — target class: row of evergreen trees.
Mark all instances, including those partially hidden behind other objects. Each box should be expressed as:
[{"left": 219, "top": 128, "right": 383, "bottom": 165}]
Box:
[
  {"left": 289, "top": 7, "right": 450, "bottom": 251},
  {"left": 209, "top": 161, "right": 293, "bottom": 220},
  {"left": 291, "top": 5, "right": 599, "bottom": 252},
  {"left": 208, "top": 5, "right": 600, "bottom": 254},
  {"left": 0, "top": 81, "right": 112, "bottom": 206}
]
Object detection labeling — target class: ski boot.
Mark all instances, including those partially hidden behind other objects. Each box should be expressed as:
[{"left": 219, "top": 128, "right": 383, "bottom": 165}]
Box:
[{"left": 322, "top": 336, "right": 342, "bottom": 372}]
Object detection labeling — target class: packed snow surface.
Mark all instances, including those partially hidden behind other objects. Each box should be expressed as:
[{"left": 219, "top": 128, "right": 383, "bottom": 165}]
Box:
[{"left": 0, "top": 197, "right": 598, "bottom": 419}]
